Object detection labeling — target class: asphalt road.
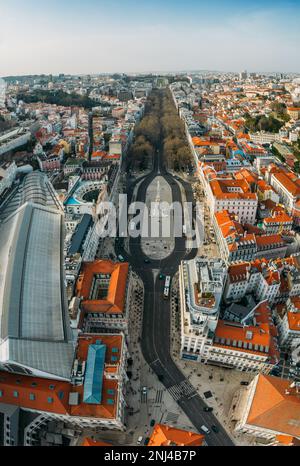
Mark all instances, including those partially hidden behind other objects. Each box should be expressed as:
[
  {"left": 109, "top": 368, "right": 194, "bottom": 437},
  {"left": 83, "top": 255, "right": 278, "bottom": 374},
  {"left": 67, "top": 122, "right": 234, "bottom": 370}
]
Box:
[{"left": 116, "top": 143, "right": 235, "bottom": 446}]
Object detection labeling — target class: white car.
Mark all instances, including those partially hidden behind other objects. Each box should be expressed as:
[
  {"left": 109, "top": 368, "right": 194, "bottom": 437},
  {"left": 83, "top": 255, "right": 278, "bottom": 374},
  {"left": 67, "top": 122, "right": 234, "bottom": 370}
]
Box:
[
  {"left": 200, "top": 425, "right": 211, "bottom": 434},
  {"left": 137, "top": 436, "right": 143, "bottom": 445}
]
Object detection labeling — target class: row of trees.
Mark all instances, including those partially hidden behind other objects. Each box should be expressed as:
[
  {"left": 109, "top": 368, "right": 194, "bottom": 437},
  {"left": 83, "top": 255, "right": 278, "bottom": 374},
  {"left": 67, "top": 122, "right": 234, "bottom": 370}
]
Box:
[
  {"left": 161, "top": 91, "right": 193, "bottom": 170},
  {"left": 128, "top": 92, "right": 161, "bottom": 169},
  {"left": 128, "top": 89, "right": 193, "bottom": 171}
]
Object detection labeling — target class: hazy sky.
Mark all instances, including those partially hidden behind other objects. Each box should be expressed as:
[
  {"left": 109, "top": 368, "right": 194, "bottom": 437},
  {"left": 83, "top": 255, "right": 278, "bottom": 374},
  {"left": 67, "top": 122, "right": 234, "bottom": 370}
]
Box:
[{"left": 1, "top": 0, "right": 300, "bottom": 76}]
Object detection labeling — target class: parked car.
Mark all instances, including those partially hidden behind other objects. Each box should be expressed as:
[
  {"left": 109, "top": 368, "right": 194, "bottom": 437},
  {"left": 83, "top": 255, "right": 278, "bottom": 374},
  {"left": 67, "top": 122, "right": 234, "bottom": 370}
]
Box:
[
  {"left": 211, "top": 425, "right": 219, "bottom": 433},
  {"left": 203, "top": 406, "right": 213, "bottom": 412},
  {"left": 137, "top": 436, "right": 143, "bottom": 445},
  {"left": 240, "top": 381, "right": 249, "bottom": 386},
  {"left": 150, "top": 419, "right": 156, "bottom": 427}
]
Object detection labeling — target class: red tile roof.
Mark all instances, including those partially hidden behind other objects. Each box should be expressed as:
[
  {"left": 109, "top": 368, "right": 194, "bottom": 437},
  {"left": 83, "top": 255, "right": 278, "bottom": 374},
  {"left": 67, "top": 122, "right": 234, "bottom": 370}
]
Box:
[
  {"left": 148, "top": 424, "right": 204, "bottom": 446},
  {"left": 76, "top": 260, "right": 129, "bottom": 315},
  {"left": 247, "top": 375, "right": 300, "bottom": 438}
]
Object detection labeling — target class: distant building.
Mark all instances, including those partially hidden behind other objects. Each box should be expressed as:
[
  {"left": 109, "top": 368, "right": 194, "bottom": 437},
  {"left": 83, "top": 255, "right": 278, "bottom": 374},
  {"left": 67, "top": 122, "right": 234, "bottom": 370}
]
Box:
[
  {"left": 287, "top": 107, "right": 300, "bottom": 120},
  {"left": 239, "top": 71, "right": 248, "bottom": 81},
  {"left": 0, "top": 162, "right": 17, "bottom": 198},
  {"left": 0, "top": 127, "right": 31, "bottom": 156}
]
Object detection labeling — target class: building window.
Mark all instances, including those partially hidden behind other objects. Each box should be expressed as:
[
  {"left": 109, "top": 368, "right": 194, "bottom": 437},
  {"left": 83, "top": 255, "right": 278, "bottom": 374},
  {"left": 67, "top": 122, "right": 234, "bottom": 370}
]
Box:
[
  {"left": 29, "top": 393, "right": 35, "bottom": 401},
  {"left": 13, "top": 391, "right": 18, "bottom": 398}
]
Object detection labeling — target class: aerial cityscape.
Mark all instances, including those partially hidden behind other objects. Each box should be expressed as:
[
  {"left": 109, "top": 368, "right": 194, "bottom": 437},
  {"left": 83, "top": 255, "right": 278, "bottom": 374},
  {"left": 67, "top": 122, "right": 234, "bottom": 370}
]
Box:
[{"left": 1, "top": 0, "right": 300, "bottom": 455}]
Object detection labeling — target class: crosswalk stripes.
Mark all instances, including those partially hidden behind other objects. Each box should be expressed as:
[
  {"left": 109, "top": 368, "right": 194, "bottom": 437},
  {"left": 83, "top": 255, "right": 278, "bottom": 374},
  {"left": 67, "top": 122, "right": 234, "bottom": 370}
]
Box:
[
  {"left": 155, "top": 390, "right": 164, "bottom": 404},
  {"left": 167, "top": 380, "right": 197, "bottom": 402},
  {"left": 166, "top": 412, "right": 179, "bottom": 423},
  {"left": 141, "top": 392, "right": 147, "bottom": 404}
]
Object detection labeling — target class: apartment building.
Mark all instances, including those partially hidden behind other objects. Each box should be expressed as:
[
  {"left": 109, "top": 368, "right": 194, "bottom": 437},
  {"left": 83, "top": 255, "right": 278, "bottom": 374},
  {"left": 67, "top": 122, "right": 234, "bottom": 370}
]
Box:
[
  {"left": 205, "top": 301, "right": 279, "bottom": 374},
  {"left": 257, "top": 179, "right": 280, "bottom": 204},
  {"left": 213, "top": 210, "right": 287, "bottom": 263},
  {"left": 37, "top": 154, "right": 61, "bottom": 172},
  {"left": 239, "top": 141, "right": 267, "bottom": 160},
  {"left": 277, "top": 297, "right": 300, "bottom": 348},
  {"left": 269, "top": 169, "right": 300, "bottom": 214},
  {"left": 224, "top": 260, "right": 281, "bottom": 306},
  {"left": 204, "top": 174, "right": 258, "bottom": 224},
  {"left": 179, "top": 257, "right": 227, "bottom": 362},
  {"left": 262, "top": 212, "right": 293, "bottom": 234},
  {"left": 213, "top": 210, "right": 257, "bottom": 262}
]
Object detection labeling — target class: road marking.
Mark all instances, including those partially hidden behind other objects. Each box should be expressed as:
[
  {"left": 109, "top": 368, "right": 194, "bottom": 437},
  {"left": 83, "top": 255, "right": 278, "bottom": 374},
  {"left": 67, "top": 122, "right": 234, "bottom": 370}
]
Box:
[{"left": 167, "top": 380, "right": 197, "bottom": 402}]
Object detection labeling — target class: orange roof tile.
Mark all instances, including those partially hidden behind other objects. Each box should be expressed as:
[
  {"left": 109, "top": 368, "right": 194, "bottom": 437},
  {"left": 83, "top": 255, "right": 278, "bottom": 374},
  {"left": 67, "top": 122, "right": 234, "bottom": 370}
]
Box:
[
  {"left": 76, "top": 260, "right": 129, "bottom": 315},
  {"left": 287, "top": 311, "right": 300, "bottom": 332},
  {"left": 273, "top": 172, "right": 300, "bottom": 197},
  {"left": 256, "top": 234, "right": 284, "bottom": 248},
  {"left": 0, "top": 333, "right": 124, "bottom": 421},
  {"left": 210, "top": 178, "right": 256, "bottom": 200},
  {"left": 148, "top": 424, "right": 204, "bottom": 447},
  {"left": 214, "top": 320, "right": 272, "bottom": 355},
  {"left": 82, "top": 437, "right": 112, "bottom": 446},
  {"left": 0, "top": 372, "right": 70, "bottom": 415},
  {"left": 247, "top": 375, "right": 300, "bottom": 438},
  {"left": 227, "top": 262, "right": 249, "bottom": 283},
  {"left": 275, "top": 434, "right": 295, "bottom": 445}
]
